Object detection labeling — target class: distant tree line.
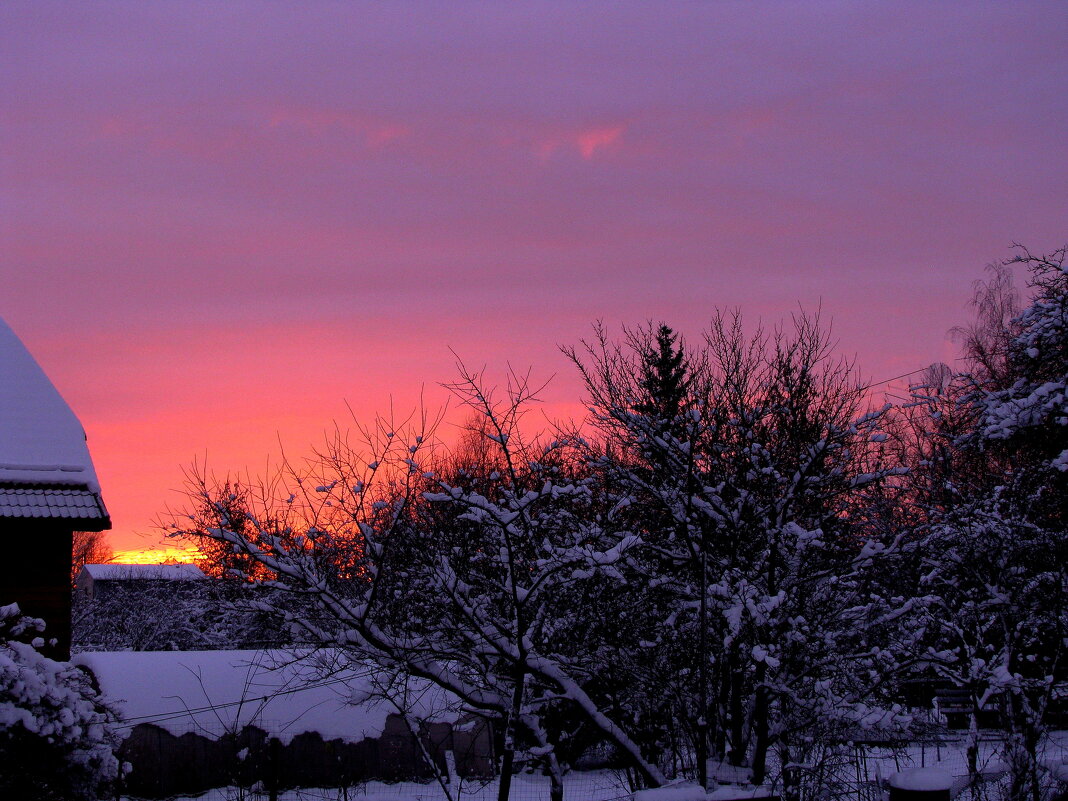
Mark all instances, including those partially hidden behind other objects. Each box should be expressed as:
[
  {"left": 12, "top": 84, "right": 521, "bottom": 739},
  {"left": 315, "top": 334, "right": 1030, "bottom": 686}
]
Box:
[
  {"left": 163, "top": 245, "right": 1066, "bottom": 801},
  {"left": 71, "top": 572, "right": 295, "bottom": 653}
]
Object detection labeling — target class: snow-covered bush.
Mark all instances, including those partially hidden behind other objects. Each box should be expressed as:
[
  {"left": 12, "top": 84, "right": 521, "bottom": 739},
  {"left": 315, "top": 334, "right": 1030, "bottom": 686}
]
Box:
[{"left": 0, "top": 603, "right": 120, "bottom": 800}]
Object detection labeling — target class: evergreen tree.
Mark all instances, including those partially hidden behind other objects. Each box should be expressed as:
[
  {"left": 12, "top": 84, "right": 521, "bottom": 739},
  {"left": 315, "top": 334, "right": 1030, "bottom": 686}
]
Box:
[{"left": 636, "top": 323, "right": 691, "bottom": 425}]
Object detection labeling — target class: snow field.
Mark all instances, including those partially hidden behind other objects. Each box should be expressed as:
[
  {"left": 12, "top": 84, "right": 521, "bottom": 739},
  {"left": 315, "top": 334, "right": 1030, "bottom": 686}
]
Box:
[{"left": 75, "top": 649, "right": 460, "bottom": 744}]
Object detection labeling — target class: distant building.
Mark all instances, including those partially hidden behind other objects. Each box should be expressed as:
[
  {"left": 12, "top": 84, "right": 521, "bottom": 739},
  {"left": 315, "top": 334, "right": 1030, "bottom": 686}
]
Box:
[
  {"left": 0, "top": 317, "right": 110, "bottom": 658},
  {"left": 76, "top": 562, "right": 207, "bottom": 600},
  {"left": 72, "top": 564, "right": 302, "bottom": 653}
]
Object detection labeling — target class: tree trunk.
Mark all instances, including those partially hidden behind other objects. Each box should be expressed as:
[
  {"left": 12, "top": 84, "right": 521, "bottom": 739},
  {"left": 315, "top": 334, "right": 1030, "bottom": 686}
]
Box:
[
  {"left": 1027, "top": 727, "right": 1041, "bottom": 801},
  {"left": 697, "top": 545, "right": 709, "bottom": 788},
  {"left": 546, "top": 749, "right": 565, "bottom": 801},
  {"left": 523, "top": 713, "right": 565, "bottom": 801},
  {"left": 779, "top": 743, "right": 800, "bottom": 801},
  {"left": 714, "top": 654, "right": 729, "bottom": 760},
  {"left": 1005, "top": 691, "right": 1043, "bottom": 801},
  {"left": 268, "top": 737, "right": 281, "bottom": 801},
  {"left": 750, "top": 666, "right": 770, "bottom": 786},
  {"left": 729, "top": 649, "right": 746, "bottom": 767},
  {"left": 497, "top": 669, "right": 526, "bottom": 801},
  {"left": 966, "top": 697, "right": 980, "bottom": 788}
]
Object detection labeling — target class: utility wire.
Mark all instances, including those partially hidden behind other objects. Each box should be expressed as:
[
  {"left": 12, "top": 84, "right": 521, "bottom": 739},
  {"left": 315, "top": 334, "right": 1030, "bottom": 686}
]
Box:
[
  {"left": 112, "top": 666, "right": 378, "bottom": 730},
  {"left": 864, "top": 367, "right": 930, "bottom": 390},
  {"left": 865, "top": 355, "right": 972, "bottom": 392}
]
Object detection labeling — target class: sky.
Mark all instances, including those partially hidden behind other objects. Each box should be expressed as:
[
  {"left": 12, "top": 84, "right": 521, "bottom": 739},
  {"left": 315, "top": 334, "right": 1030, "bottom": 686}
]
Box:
[{"left": 2, "top": 2, "right": 1066, "bottom": 558}]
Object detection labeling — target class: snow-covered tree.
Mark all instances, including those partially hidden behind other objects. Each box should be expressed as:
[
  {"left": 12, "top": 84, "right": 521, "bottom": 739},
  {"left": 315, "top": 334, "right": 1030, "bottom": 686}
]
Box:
[
  {"left": 919, "top": 503, "right": 1065, "bottom": 799},
  {"left": 417, "top": 364, "right": 665, "bottom": 800},
  {"left": 168, "top": 389, "right": 667, "bottom": 801},
  {"left": 976, "top": 245, "right": 1068, "bottom": 478},
  {"left": 566, "top": 313, "right": 918, "bottom": 796},
  {"left": 171, "top": 472, "right": 278, "bottom": 582},
  {"left": 0, "top": 604, "right": 120, "bottom": 800},
  {"left": 913, "top": 246, "right": 1068, "bottom": 801}
]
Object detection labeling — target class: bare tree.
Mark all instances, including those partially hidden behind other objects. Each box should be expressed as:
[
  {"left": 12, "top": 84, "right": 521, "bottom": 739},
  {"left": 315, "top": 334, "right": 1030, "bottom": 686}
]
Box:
[
  {"left": 951, "top": 261, "right": 1023, "bottom": 390},
  {"left": 71, "top": 531, "right": 113, "bottom": 587},
  {"left": 165, "top": 375, "right": 671, "bottom": 800}
]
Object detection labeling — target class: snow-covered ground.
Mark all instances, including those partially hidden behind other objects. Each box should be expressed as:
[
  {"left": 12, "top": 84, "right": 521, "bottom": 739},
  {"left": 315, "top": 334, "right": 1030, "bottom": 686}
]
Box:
[
  {"left": 77, "top": 647, "right": 1067, "bottom": 801},
  {"left": 855, "top": 730, "right": 1068, "bottom": 787}
]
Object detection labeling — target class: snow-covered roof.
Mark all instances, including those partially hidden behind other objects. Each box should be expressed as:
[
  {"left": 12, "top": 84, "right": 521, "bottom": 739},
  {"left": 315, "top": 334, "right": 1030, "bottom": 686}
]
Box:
[
  {"left": 74, "top": 650, "right": 461, "bottom": 744},
  {"left": 81, "top": 563, "right": 208, "bottom": 581},
  {"left": 0, "top": 317, "right": 102, "bottom": 492}
]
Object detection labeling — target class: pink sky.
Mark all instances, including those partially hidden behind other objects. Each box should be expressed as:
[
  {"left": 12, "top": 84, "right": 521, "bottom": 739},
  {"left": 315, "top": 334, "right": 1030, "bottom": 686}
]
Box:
[{"left": 2, "top": 3, "right": 1066, "bottom": 556}]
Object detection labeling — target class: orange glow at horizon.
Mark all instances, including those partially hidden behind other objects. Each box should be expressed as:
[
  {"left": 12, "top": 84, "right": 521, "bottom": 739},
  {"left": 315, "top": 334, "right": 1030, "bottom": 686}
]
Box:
[{"left": 111, "top": 545, "right": 204, "bottom": 565}]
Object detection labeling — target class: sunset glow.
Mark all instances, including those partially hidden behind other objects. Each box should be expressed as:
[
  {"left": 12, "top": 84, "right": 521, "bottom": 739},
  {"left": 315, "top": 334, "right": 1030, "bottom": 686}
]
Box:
[
  {"left": 111, "top": 545, "right": 203, "bottom": 566},
  {"left": 2, "top": 3, "right": 1066, "bottom": 555}
]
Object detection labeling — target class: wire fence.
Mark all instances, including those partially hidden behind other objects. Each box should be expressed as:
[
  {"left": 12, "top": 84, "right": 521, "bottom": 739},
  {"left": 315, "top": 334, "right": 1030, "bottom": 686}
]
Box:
[
  {"left": 118, "top": 730, "right": 1068, "bottom": 801},
  {"left": 849, "top": 732, "right": 1068, "bottom": 801},
  {"left": 119, "top": 769, "right": 635, "bottom": 801}
]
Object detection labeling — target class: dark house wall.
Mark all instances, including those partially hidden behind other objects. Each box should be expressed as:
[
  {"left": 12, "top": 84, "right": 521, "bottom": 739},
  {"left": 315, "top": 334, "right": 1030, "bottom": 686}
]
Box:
[{"left": 0, "top": 524, "right": 74, "bottom": 659}]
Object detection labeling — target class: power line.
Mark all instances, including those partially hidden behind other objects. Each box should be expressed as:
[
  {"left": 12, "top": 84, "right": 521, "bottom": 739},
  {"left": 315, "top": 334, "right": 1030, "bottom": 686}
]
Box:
[
  {"left": 864, "top": 367, "right": 929, "bottom": 390},
  {"left": 865, "top": 355, "right": 977, "bottom": 393},
  {"left": 112, "top": 667, "right": 378, "bottom": 730}
]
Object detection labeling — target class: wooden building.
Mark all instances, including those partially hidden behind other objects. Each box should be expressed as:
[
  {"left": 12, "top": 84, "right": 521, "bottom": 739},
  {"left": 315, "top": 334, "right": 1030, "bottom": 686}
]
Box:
[{"left": 0, "top": 317, "right": 110, "bottom": 658}]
